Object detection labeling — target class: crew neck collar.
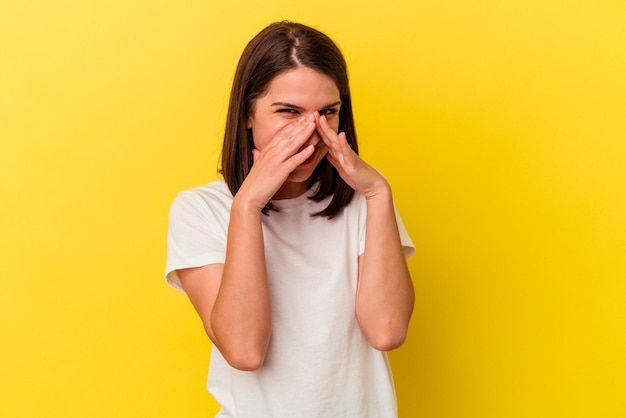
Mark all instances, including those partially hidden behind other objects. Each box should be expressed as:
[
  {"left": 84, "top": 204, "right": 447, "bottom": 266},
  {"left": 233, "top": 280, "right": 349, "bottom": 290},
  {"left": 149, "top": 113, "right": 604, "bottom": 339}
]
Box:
[{"left": 270, "top": 183, "right": 320, "bottom": 210}]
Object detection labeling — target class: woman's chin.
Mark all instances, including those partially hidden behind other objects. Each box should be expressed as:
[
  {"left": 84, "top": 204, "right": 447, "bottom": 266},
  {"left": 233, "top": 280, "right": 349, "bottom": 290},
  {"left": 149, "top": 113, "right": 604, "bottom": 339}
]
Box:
[{"left": 286, "top": 164, "right": 317, "bottom": 184}]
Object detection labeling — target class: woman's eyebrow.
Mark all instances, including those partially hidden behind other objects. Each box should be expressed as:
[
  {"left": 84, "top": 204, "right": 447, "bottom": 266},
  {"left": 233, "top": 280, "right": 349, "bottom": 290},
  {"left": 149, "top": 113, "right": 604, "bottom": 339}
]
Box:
[
  {"left": 270, "top": 102, "right": 304, "bottom": 110},
  {"left": 321, "top": 101, "right": 342, "bottom": 108},
  {"left": 270, "top": 101, "right": 342, "bottom": 109}
]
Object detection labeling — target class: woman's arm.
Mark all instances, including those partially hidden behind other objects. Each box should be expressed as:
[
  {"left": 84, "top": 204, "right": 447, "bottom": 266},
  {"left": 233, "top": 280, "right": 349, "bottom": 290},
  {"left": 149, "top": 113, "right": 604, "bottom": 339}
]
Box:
[
  {"left": 178, "top": 115, "right": 318, "bottom": 370},
  {"left": 317, "top": 114, "right": 414, "bottom": 351},
  {"left": 179, "top": 199, "right": 271, "bottom": 371},
  {"left": 356, "top": 184, "right": 414, "bottom": 351}
]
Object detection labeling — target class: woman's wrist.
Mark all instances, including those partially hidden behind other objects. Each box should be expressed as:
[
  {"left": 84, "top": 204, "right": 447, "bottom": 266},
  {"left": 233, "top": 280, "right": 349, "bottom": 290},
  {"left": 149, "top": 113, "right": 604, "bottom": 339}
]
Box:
[
  {"left": 232, "top": 192, "right": 265, "bottom": 216},
  {"left": 363, "top": 177, "right": 392, "bottom": 202}
]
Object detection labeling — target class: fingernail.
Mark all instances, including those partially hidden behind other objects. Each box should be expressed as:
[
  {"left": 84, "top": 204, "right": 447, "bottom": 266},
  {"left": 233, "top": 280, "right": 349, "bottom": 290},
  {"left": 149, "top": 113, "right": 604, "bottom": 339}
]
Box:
[{"left": 298, "top": 116, "right": 305, "bottom": 122}]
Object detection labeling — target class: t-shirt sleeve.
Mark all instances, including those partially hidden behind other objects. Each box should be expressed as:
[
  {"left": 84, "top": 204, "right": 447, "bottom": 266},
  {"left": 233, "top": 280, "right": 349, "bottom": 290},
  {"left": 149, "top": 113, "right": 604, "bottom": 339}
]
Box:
[
  {"left": 165, "top": 190, "right": 227, "bottom": 291},
  {"left": 395, "top": 205, "right": 415, "bottom": 259},
  {"left": 356, "top": 194, "right": 415, "bottom": 260}
]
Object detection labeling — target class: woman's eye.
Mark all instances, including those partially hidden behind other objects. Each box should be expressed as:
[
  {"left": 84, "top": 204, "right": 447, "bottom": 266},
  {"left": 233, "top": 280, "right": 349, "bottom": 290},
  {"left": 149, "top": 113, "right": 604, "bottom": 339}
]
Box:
[
  {"left": 276, "top": 108, "right": 300, "bottom": 114},
  {"left": 320, "top": 108, "right": 339, "bottom": 117}
]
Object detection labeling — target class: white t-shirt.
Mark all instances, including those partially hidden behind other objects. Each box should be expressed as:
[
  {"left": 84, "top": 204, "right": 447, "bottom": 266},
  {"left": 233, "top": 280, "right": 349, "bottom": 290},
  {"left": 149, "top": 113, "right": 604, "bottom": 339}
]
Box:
[{"left": 166, "top": 179, "right": 414, "bottom": 418}]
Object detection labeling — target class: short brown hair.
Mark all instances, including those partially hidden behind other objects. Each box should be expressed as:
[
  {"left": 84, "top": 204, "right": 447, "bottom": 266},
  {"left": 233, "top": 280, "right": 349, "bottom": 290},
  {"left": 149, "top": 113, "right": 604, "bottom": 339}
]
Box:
[{"left": 220, "top": 21, "right": 358, "bottom": 218}]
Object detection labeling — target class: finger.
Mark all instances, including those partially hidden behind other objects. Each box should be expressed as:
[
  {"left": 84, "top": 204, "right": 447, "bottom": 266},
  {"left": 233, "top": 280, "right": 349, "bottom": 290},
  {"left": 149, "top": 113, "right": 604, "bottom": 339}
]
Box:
[
  {"left": 316, "top": 114, "right": 334, "bottom": 143},
  {"left": 317, "top": 121, "right": 351, "bottom": 167},
  {"left": 282, "top": 114, "right": 316, "bottom": 140},
  {"left": 317, "top": 115, "right": 345, "bottom": 153},
  {"left": 325, "top": 152, "right": 339, "bottom": 168},
  {"left": 273, "top": 115, "right": 317, "bottom": 153},
  {"left": 254, "top": 119, "right": 315, "bottom": 167},
  {"left": 317, "top": 114, "right": 335, "bottom": 135},
  {"left": 291, "top": 115, "right": 317, "bottom": 144},
  {"left": 325, "top": 153, "right": 350, "bottom": 184},
  {"left": 286, "top": 144, "right": 315, "bottom": 168}
]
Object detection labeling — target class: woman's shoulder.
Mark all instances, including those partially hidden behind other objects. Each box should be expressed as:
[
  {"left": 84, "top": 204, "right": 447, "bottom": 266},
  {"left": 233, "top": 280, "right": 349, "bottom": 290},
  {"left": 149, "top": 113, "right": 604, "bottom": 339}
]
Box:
[
  {"left": 170, "top": 179, "right": 233, "bottom": 218},
  {"left": 177, "top": 178, "right": 231, "bottom": 198}
]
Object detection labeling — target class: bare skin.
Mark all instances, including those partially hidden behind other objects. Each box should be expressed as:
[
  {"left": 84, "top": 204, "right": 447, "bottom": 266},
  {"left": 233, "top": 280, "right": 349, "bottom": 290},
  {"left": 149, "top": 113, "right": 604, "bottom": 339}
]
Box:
[{"left": 178, "top": 67, "right": 414, "bottom": 370}]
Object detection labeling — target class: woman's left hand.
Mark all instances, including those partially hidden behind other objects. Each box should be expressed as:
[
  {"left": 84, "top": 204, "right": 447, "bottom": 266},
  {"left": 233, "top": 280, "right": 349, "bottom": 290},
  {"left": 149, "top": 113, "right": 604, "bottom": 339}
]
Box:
[{"left": 316, "top": 113, "right": 389, "bottom": 199}]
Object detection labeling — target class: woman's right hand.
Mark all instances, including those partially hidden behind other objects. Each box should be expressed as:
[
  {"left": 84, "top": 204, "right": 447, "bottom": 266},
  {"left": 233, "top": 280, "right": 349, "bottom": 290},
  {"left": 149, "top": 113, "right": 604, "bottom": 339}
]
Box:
[
  {"left": 237, "top": 114, "right": 317, "bottom": 210},
  {"left": 198, "top": 113, "right": 317, "bottom": 370}
]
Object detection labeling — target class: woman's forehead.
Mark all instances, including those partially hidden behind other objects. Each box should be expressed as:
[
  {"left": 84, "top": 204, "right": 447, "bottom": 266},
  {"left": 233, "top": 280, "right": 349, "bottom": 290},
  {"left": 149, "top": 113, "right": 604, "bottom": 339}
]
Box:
[{"left": 260, "top": 67, "right": 339, "bottom": 104}]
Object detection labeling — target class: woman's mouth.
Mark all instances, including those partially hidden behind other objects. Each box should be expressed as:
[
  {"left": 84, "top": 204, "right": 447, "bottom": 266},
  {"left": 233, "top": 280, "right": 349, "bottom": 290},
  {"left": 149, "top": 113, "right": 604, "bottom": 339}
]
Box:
[
  {"left": 298, "top": 146, "right": 327, "bottom": 166},
  {"left": 301, "top": 154, "right": 316, "bottom": 165}
]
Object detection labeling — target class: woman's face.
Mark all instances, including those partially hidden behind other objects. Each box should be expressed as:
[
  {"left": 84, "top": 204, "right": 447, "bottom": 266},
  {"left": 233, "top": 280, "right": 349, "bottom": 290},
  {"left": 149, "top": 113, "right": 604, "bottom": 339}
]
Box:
[{"left": 247, "top": 66, "right": 341, "bottom": 198}]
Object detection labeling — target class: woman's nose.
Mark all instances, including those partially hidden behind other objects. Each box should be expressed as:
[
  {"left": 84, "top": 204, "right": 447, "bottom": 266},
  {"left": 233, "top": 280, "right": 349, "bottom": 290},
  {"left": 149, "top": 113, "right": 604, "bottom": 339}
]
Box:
[{"left": 303, "top": 112, "right": 321, "bottom": 146}]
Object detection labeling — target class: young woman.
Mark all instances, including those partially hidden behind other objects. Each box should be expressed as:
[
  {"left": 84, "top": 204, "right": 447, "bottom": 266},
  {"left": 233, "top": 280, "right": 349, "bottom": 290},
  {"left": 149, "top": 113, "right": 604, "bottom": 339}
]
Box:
[{"left": 166, "top": 21, "right": 415, "bottom": 417}]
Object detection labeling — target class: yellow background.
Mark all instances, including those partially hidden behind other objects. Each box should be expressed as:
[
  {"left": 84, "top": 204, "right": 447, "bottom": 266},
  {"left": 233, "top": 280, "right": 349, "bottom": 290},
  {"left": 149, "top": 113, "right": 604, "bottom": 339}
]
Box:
[{"left": 2, "top": 1, "right": 625, "bottom": 417}]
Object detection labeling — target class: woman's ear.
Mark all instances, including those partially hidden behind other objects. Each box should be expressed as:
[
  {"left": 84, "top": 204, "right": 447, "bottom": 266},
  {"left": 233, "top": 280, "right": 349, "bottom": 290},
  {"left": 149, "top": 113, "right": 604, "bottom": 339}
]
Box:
[{"left": 246, "top": 116, "right": 252, "bottom": 129}]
